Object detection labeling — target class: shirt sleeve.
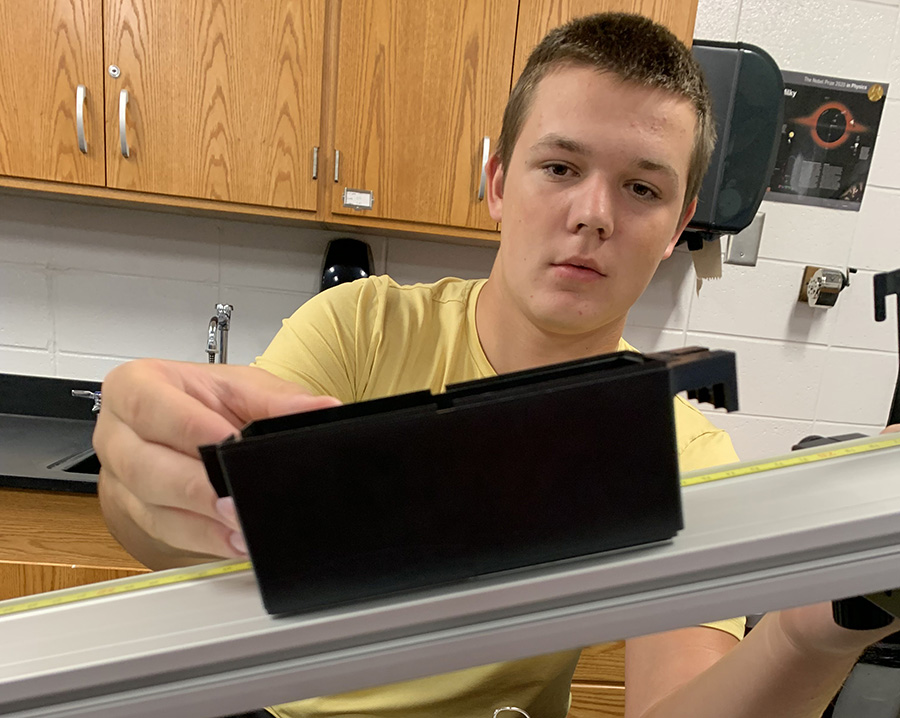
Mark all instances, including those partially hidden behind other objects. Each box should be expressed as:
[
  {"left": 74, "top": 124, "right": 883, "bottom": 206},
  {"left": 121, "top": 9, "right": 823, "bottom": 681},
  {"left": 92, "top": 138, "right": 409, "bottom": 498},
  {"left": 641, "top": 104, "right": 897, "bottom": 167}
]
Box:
[
  {"left": 251, "top": 280, "right": 369, "bottom": 404},
  {"left": 679, "top": 428, "right": 740, "bottom": 473}
]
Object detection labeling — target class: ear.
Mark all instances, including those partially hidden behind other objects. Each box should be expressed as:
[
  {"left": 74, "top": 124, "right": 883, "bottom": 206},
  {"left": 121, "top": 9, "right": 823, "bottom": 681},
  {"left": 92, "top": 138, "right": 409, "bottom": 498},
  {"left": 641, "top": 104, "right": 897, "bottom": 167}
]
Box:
[
  {"left": 485, "top": 153, "right": 505, "bottom": 223},
  {"left": 662, "top": 197, "right": 698, "bottom": 259}
]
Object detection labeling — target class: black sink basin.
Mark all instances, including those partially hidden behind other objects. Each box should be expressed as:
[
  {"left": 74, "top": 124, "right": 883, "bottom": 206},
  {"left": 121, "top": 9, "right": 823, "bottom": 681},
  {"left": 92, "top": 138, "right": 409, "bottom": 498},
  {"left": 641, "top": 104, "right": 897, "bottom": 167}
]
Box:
[
  {"left": 0, "top": 373, "right": 101, "bottom": 493},
  {"left": 47, "top": 447, "right": 101, "bottom": 475}
]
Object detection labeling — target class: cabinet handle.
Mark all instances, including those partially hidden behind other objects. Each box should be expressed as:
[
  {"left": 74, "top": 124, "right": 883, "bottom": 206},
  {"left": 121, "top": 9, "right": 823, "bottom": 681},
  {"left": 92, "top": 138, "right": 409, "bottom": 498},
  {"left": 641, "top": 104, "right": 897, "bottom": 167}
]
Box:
[
  {"left": 312, "top": 146, "right": 319, "bottom": 180},
  {"left": 76, "top": 85, "right": 87, "bottom": 154},
  {"left": 477, "top": 136, "right": 490, "bottom": 201},
  {"left": 334, "top": 149, "right": 340, "bottom": 183},
  {"left": 119, "top": 89, "right": 130, "bottom": 158}
]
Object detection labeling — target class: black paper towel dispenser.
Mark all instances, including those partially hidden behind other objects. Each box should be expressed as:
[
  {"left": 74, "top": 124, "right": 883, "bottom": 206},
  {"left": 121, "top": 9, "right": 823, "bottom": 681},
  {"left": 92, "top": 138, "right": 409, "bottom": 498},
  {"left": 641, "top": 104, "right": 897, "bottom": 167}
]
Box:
[{"left": 682, "top": 40, "right": 784, "bottom": 248}]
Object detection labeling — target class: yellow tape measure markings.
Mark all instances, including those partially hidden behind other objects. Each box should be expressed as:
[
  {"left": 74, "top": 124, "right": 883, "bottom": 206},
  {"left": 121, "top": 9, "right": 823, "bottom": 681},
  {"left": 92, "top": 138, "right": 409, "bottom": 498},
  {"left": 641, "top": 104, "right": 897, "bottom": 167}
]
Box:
[
  {"left": 3, "top": 435, "right": 898, "bottom": 618},
  {"left": 681, "top": 434, "right": 900, "bottom": 487},
  {"left": 0, "top": 560, "right": 251, "bottom": 617}
]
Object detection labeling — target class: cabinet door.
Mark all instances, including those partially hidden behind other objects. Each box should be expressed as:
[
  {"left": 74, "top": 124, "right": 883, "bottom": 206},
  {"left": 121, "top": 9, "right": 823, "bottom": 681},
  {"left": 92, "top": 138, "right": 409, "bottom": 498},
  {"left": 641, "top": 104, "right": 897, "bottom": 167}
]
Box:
[
  {"left": 0, "top": 0, "right": 105, "bottom": 185},
  {"left": 513, "top": 0, "right": 698, "bottom": 82},
  {"left": 331, "top": 0, "right": 518, "bottom": 230},
  {"left": 104, "top": 0, "right": 325, "bottom": 210}
]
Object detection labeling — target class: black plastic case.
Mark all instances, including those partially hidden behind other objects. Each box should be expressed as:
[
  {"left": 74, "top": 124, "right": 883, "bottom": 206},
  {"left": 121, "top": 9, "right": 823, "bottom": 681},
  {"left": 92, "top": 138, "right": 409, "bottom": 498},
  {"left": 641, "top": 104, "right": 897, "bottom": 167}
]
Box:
[{"left": 202, "top": 347, "right": 737, "bottom": 616}]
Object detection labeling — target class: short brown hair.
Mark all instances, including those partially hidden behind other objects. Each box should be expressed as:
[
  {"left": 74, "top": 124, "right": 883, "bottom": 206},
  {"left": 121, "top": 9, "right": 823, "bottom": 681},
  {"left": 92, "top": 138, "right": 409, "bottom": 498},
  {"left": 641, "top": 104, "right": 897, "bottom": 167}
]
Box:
[{"left": 496, "top": 13, "right": 715, "bottom": 215}]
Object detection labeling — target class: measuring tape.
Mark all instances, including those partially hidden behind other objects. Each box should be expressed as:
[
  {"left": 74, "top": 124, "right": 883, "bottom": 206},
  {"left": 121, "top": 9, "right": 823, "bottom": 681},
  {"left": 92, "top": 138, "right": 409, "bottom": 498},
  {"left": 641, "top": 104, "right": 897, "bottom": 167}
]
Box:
[
  {"left": 680, "top": 433, "right": 900, "bottom": 487},
  {"left": 3, "top": 434, "right": 899, "bottom": 619},
  {"left": 0, "top": 558, "right": 252, "bottom": 618}
]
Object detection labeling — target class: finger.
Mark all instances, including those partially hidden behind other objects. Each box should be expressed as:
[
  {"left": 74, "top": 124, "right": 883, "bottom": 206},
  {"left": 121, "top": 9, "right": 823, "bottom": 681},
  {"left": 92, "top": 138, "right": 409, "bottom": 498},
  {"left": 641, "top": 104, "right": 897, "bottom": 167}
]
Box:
[
  {"left": 101, "top": 361, "right": 241, "bottom": 459},
  {"left": 101, "top": 465, "right": 244, "bottom": 558},
  {"left": 103, "top": 360, "right": 341, "bottom": 459},
  {"left": 881, "top": 424, "right": 900, "bottom": 434},
  {"left": 95, "top": 416, "right": 231, "bottom": 525},
  {"left": 186, "top": 363, "right": 343, "bottom": 425}
]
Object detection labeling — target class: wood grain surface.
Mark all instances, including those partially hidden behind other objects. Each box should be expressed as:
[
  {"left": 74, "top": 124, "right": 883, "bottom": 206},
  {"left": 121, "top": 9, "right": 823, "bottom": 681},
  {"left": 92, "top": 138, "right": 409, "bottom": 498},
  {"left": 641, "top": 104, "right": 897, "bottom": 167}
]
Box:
[
  {"left": 0, "top": 561, "right": 146, "bottom": 601},
  {"left": 0, "top": 0, "right": 105, "bottom": 185},
  {"left": 0, "top": 488, "right": 146, "bottom": 569},
  {"left": 513, "top": 0, "right": 698, "bottom": 83},
  {"left": 331, "top": 0, "right": 517, "bottom": 230},
  {"left": 573, "top": 641, "right": 625, "bottom": 683},
  {"left": 104, "top": 0, "right": 325, "bottom": 209},
  {"left": 568, "top": 682, "right": 626, "bottom": 718}
]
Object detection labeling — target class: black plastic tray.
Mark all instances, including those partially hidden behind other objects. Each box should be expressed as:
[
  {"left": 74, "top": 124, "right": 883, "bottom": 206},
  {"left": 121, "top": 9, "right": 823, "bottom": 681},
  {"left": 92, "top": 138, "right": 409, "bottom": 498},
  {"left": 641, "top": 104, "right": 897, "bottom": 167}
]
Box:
[{"left": 203, "top": 347, "right": 737, "bottom": 616}]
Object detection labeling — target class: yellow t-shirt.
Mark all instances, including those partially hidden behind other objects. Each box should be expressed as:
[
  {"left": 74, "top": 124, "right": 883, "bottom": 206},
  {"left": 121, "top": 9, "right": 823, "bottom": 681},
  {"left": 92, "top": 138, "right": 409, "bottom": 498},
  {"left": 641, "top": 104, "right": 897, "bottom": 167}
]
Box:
[{"left": 254, "top": 275, "right": 743, "bottom": 718}]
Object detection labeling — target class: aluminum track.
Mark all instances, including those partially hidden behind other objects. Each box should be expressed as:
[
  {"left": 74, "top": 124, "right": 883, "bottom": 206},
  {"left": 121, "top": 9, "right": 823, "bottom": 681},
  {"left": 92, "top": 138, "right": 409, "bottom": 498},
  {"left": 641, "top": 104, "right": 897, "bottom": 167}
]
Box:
[{"left": 1, "top": 435, "right": 899, "bottom": 718}]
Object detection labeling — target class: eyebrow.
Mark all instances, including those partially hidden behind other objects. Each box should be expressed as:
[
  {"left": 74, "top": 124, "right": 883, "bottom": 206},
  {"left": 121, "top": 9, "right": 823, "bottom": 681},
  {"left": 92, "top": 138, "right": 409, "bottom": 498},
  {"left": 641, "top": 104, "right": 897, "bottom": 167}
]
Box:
[
  {"left": 529, "top": 133, "right": 589, "bottom": 156},
  {"left": 635, "top": 158, "right": 680, "bottom": 184},
  {"left": 529, "top": 133, "right": 681, "bottom": 184}
]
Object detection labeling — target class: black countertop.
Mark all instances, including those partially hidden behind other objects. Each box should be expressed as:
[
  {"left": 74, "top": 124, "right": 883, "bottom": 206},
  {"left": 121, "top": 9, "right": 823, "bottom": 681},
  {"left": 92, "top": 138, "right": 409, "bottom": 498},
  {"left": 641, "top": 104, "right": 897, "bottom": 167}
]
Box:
[{"left": 0, "top": 373, "right": 102, "bottom": 493}]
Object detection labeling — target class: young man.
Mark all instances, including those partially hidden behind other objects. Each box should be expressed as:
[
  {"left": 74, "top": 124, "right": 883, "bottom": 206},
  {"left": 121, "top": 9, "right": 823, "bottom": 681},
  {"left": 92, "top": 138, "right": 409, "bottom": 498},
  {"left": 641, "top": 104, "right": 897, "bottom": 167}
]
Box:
[{"left": 94, "top": 13, "right": 898, "bottom": 718}]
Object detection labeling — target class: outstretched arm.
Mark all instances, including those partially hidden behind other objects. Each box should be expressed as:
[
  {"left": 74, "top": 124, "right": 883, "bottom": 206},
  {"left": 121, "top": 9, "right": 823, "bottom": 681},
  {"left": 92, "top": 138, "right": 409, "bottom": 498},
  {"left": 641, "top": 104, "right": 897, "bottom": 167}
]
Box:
[
  {"left": 626, "top": 424, "right": 900, "bottom": 718},
  {"left": 626, "top": 602, "right": 897, "bottom": 718}
]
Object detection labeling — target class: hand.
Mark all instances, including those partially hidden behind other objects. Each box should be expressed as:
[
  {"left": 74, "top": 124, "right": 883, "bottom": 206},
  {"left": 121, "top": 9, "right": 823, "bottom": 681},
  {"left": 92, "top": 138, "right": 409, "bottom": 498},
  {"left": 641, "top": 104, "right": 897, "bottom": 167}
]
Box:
[
  {"left": 777, "top": 601, "right": 900, "bottom": 660},
  {"left": 93, "top": 359, "right": 340, "bottom": 566},
  {"left": 772, "top": 425, "right": 900, "bottom": 655}
]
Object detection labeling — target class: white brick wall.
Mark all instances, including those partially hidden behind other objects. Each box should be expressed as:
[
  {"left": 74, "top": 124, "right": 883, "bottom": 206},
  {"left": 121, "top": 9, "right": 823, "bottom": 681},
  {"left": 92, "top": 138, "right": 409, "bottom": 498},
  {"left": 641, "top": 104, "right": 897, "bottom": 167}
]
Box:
[
  {"left": 682, "top": 0, "right": 900, "bottom": 459},
  {"left": 0, "top": 194, "right": 498, "bottom": 374},
  {"left": 1, "top": 0, "right": 898, "bottom": 464}
]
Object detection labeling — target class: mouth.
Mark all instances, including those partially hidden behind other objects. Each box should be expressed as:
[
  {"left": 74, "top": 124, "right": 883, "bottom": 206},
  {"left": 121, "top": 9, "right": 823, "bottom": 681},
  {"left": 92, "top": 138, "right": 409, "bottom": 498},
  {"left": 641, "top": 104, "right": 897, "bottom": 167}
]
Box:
[{"left": 552, "top": 259, "right": 606, "bottom": 278}]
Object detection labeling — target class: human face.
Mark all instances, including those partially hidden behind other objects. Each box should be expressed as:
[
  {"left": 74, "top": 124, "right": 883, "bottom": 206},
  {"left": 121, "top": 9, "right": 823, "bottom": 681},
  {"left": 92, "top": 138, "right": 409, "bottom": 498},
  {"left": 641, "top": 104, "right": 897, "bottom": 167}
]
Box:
[{"left": 484, "top": 65, "right": 698, "bottom": 340}]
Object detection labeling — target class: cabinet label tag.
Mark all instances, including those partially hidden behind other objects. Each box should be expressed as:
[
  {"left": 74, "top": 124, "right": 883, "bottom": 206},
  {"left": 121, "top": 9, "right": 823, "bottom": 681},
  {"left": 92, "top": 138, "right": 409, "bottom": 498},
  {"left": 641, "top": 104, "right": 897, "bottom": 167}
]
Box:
[{"left": 342, "top": 188, "right": 374, "bottom": 210}]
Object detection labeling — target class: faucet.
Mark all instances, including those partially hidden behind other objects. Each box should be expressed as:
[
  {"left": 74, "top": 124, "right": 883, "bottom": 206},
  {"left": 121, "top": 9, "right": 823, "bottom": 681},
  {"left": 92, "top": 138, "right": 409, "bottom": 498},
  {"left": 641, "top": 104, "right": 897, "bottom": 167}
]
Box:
[{"left": 207, "top": 303, "right": 233, "bottom": 364}]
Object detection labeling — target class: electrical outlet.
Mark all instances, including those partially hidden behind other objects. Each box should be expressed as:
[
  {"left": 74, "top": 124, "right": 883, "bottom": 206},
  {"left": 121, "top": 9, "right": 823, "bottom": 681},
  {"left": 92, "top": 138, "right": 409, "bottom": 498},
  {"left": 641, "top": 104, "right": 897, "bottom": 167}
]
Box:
[{"left": 725, "top": 213, "right": 765, "bottom": 267}]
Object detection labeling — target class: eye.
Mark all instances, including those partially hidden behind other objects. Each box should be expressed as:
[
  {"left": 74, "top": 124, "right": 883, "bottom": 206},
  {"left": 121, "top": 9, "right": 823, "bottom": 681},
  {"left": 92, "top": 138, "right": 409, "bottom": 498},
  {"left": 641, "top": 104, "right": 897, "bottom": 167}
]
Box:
[
  {"left": 629, "top": 182, "right": 661, "bottom": 200},
  {"left": 542, "top": 163, "right": 574, "bottom": 178}
]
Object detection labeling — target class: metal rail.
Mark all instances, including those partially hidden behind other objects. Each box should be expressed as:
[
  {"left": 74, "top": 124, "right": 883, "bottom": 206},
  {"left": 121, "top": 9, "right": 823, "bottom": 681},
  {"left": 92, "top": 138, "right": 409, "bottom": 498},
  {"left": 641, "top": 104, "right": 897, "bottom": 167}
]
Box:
[{"left": 1, "top": 435, "right": 899, "bottom": 718}]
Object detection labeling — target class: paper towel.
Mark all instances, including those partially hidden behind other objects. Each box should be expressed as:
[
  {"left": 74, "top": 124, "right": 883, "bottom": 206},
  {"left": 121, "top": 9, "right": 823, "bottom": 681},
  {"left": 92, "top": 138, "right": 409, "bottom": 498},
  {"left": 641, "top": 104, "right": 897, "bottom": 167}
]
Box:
[{"left": 691, "top": 236, "right": 722, "bottom": 293}]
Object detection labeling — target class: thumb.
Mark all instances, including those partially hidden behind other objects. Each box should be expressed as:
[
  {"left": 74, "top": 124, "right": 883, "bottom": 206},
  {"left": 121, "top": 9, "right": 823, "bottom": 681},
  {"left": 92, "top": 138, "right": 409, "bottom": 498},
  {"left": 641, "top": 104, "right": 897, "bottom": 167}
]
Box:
[
  {"left": 181, "top": 363, "right": 343, "bottom": 428},
  {"left": 260, "top": 388, "right": 343, "bottom": 420}
]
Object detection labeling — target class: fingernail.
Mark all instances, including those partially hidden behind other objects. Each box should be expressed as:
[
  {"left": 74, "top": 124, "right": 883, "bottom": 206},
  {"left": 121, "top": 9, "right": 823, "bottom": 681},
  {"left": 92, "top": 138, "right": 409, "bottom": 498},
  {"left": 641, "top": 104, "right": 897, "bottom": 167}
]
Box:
[
  {"left": 216, "top": 497, "right": 238, "bottom": 528},
  {"left": 229, "top": 530, "right": 248, "bottom": 554},
  {"left": 300, "top": 395, "right": 341, "bottom": 410}
]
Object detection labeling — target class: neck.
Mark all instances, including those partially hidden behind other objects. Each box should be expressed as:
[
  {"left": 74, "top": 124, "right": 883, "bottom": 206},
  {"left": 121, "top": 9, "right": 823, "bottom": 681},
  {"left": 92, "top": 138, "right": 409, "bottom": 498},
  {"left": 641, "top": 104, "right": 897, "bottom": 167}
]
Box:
[{"left": 475, "top": 278, "right": 626, "bottom": 375}]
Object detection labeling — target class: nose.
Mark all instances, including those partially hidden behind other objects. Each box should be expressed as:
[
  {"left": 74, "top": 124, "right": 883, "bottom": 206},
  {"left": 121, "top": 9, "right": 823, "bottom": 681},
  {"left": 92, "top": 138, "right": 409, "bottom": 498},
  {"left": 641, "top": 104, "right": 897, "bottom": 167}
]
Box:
[{"left": 567, "top": 173, "right": 614, "bottom": 239}]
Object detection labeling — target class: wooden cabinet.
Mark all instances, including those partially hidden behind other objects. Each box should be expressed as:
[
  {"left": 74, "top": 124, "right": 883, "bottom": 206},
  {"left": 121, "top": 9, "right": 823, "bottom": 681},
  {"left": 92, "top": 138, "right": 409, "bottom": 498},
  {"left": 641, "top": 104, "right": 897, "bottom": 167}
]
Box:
[
  {"left": 0, "top": 488, "right": 148, "bottom": 602},
  {"left": 0, "top": 0, "right": 697, "bottom": 241},
  {"left": 0, "top": 0, "right": 325, "bottom": 210},
  {"left": 330, "top": 0, "right": 517, "bottom": 231},
  {"left": 104, "top": 0, "right": 325, "bottom": 210},
  {"left": 326, "top": 0, "right": 696, "bottom": 236},
  {"left": 0, "top": 0, "right": 106, "bottom": 186}
]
